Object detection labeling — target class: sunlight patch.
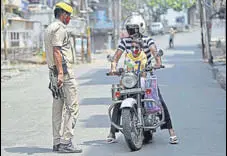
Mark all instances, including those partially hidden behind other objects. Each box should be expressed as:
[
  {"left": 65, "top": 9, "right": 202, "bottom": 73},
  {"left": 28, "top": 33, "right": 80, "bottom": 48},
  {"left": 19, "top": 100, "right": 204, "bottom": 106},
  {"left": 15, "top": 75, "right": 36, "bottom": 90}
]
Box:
[
  {"left": 164, "top": 50, "right": 195, "bottom": 56},
  {"left": 162, "top": 64, "right": 175, "bottom": 68}
]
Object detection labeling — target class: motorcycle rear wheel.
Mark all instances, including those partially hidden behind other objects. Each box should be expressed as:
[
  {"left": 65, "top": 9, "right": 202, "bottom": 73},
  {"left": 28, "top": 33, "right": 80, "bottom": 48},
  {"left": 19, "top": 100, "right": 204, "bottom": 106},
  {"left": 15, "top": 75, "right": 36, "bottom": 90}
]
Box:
[{"left": 122, "top": 108, "right": 143, "bottom": 151}]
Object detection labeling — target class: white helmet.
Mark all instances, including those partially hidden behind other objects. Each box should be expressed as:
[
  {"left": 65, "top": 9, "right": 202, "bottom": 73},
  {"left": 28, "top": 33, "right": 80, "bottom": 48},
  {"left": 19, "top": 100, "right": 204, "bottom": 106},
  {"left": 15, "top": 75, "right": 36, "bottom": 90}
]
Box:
[{"left": 124, "top": 12, "right": 146, "bottom": 38}]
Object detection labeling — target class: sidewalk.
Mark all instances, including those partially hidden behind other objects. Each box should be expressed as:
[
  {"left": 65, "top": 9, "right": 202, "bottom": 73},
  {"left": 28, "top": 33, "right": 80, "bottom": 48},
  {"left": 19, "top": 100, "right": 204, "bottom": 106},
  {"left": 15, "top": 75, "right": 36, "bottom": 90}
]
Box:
[
  {"left": 1, "top": 53, "right": 104, "bottom": 83},
  {"left": 213, "top": 65, "right": 226, "bottom": 90},
  {"left": 210, "top": 38, "right": 226, "bottom": 90},
  {"left": 16, "top": 55, "right": 47, "bottom": 64},
  {"left": 1, "top": 59, "right": 41, "bottom": 83}
]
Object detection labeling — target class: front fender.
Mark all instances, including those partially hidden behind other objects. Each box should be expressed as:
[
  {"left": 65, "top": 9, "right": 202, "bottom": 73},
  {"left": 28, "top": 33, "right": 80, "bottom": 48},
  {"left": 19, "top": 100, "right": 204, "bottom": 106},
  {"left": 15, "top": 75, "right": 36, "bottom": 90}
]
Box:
[{"left": 120, "top": 98, "right": 137, "bottom": 109}]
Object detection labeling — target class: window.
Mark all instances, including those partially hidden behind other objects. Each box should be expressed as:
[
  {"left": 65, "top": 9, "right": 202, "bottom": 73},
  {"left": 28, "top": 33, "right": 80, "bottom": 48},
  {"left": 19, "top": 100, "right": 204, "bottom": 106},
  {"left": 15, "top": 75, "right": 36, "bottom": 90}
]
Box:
[{"left": 10, "top": 32, "right": 19, "bottom": 47}]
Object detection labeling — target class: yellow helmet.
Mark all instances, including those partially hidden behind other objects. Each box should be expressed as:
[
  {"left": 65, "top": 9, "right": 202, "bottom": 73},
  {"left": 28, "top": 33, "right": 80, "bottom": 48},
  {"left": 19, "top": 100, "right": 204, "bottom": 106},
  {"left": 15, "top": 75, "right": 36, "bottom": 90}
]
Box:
[{"left": 55, "top": 1, "right": 73, "bottom": 14}]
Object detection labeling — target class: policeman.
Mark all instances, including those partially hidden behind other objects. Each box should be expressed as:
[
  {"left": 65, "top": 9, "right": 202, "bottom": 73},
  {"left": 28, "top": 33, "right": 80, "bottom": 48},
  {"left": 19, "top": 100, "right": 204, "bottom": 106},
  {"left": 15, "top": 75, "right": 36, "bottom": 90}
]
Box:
[{"left": 44, "top": 1, "right": 82, "bottom": 153}]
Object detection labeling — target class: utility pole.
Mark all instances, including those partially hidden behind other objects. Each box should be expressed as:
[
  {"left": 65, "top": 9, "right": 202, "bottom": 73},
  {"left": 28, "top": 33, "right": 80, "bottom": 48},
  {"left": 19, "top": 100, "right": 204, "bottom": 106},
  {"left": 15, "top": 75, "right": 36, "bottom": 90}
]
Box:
[
  {"left": 1, "top": 0, "right": 8, "bottom": 60},
  {"left": 113, "top": 0, "right": 117, "bottom": 48},
  {"left": 198, "top": 0, "right": 206, "bottom": 59},
  {"left": 118, "top": 0, "right": 121, "bottom": 40},
  {"left": 108, "top": 0, "right": 112, "bottom": 20},
  {"left": 85, "top": 0, "right": 91, "bottom": 63},
  {"left": 43, "top": 0, "right": 47, "bottom": 5},
  {"left": 136, "top": 0, "right": 139, "bottom": 10},
  {"left": 108, "top": 0, "right": 113, "bottom": 49},
  {"left": 202, "top": 0, "right": 213, "bottom": 64},
  {"left": 113, "top": 0, "right": 121, "bottom": 48}
]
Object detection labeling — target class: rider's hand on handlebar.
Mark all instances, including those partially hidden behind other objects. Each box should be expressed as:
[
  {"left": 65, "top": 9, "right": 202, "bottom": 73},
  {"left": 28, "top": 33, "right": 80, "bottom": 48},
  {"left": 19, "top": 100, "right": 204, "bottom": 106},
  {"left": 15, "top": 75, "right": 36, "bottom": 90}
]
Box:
[
  {"left": 111, "top": 62, "right": 117, "bottom": 72},
  {"left": 154, "top": 63, "right": 162, "bottom": 68},
  {"left": 108, "top": 71, "right": 115, "bottom": 75},
  {"left": 107, "top": 68, "right": 116, "bottom": 76},
  {"left": 154, "top": 63, "right": 165, "bottom": 69},
  {"left": 111, "top": 68, "right": 117, "bottom": 73}
]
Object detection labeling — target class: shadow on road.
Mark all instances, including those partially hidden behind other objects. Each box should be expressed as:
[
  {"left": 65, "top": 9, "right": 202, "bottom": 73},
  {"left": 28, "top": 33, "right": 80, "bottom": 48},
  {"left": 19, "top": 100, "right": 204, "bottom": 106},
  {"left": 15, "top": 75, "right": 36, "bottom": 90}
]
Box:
[
  {"left": 80, "top": 97, "right": 111, "bottom": 105},
  {"left": 4, "top": 146, "right": 52, "bottom": 155},
  {"left": 79, "top": 114, "right": 110, "bottom": 128},
  {"left": 78, "top": 137, "right": 133, "bottom": 154},
  {"left": 79, "top": 139, "right": 107, "bottom": 147},
  {"left": 165, "top": 45, "right": 198, "bottom": 51},
  {"left": 77, "top": 69, "right": 119, "bottom": 86}
]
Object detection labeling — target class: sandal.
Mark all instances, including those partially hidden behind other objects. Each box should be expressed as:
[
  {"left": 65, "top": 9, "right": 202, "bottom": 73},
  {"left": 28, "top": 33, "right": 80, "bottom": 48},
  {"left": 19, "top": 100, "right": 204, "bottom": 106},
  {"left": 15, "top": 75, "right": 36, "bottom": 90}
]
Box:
[
  {"left": 169, "top": 136, "right": 178, "bottom": 144},
  {"left": 106, "top": 133, "right": 117, "bottom": 144},
  {"left": 106, "top": 137, "right": 117, "bottom": 143}
]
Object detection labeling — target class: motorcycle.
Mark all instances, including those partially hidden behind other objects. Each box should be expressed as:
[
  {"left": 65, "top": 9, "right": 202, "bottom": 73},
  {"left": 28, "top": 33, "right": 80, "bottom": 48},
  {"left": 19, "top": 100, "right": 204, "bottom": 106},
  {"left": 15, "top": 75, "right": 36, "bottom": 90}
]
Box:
[{"left": 106, "top": 49, "right": 166, "bottom": 151}]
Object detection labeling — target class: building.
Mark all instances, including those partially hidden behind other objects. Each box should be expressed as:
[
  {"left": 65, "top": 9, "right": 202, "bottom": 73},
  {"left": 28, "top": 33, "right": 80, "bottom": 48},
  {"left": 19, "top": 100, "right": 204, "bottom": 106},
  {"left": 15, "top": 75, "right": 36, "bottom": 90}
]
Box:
[
  {"left": 1, "top": 0, "right": 41, "bottom": 51},
  {"left": 187, "top": 4, "right": 200, "bottom": 26},
  {"left": 27, "top": 4, "right": 53, "bottom": 27},
  {"left": 87, "top": 0, "right": 115, "bottom": 51}
]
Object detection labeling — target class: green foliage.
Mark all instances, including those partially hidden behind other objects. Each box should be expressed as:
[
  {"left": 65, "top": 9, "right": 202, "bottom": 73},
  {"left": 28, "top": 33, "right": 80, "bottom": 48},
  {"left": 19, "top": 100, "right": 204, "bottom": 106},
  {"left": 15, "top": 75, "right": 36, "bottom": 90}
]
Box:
[
  {"left": 121, "top": 0, "right": 138, "bottom": 20},
  {"left": 122, "top": 0, "right": 196, "bottom": 12},
  {"left": 146, "top": 0, "right": 196, "bottom": 11},
  {"left": 121, "top": 0, "right": 196, "bottom": 22},
  {"left": 121, "top": 0, "right": 137, "bottom": 11},
  {"left": 12, "top": 8, "right": 23, "bottom": 17}
]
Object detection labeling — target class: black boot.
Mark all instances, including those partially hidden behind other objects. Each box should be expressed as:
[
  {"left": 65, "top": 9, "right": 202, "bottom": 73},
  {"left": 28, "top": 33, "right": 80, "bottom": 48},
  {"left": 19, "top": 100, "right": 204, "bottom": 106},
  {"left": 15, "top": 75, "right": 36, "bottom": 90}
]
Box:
[
  {"left": 58, "top": 142, "right": 82, "bottom": 153},
  {"left": 53, "top": 144, "right": 60, "bottom": 152}
]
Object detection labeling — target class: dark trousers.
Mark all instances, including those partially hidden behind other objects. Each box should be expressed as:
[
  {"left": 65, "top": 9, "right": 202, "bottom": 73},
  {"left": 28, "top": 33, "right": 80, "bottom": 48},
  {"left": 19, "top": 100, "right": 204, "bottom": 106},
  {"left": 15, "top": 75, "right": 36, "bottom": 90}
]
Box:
[
  {"left": 110, "top": 87, "right": 173, "bottom": 134},
  {"left": 169, "top": 38, "right": 174, "bottom": 48}
]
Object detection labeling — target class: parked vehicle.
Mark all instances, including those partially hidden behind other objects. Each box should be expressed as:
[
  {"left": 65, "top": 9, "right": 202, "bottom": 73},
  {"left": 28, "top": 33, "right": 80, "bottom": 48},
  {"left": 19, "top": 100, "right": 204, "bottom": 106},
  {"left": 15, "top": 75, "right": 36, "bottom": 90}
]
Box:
[
  {"left": 106, "top": 50, "right": 166, "bottom": 151},
  {"left": 150, "top": 22, "right": 164, "bottom": 35}
]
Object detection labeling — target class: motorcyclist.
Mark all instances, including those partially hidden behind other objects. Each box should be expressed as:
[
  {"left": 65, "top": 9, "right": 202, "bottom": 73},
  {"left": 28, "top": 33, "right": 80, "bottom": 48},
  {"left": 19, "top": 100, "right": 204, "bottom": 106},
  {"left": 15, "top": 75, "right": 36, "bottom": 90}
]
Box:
[{"left": 107, "top": 12, "right": 178, "bottom": 144}]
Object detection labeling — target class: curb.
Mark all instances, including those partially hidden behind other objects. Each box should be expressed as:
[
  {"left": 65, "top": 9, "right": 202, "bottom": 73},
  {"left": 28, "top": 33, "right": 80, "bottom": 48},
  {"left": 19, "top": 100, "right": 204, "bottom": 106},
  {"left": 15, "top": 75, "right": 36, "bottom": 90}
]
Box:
[
  {"left": 212, "top": 66, "right": 226, "bottom": 90},
  {"left": 14, "top": 59, "right": 47, "bottom": 65}
]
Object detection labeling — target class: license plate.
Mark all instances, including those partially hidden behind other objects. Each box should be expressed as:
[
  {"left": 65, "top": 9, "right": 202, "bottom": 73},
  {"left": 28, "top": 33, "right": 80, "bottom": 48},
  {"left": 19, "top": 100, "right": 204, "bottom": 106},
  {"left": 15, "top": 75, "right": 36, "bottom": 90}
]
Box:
[{"left": 120, "top": 88, "right": 143, "bottom": 94}]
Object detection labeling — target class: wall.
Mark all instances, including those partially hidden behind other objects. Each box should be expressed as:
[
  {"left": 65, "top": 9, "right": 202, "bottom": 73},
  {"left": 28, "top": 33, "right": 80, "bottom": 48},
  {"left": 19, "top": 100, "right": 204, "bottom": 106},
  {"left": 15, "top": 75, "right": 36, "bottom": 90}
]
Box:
[
  {"left": 188, "top": 6, "right": 197, "bottom": 25},
  {"left": 5, "top": 0, "right": 20, "bottom": 5},
  {"left": 1, "top": 19, "right": 40, "bottom": 49},
  {"left": 5, "top": 0, "right": 29, "bottom": 9},
  {"left": 93, "top": 32, "right": 109, "bottom": 52},
  {"left": 8, "top": 20, "right": 25, "bottom": 31},
  {"left": 28, "top": 11, "right": 53, "bottom": 26}
]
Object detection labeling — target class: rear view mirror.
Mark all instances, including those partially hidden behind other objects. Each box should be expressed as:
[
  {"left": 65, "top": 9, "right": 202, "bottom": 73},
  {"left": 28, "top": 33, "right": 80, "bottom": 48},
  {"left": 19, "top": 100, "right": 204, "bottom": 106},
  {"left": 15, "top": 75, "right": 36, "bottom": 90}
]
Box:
[
  {"left": 107, "top": 55, "right": 114, "bottom": 62},
  {"left": 157, "top": 49, "right": 164, "bottom": 57}
]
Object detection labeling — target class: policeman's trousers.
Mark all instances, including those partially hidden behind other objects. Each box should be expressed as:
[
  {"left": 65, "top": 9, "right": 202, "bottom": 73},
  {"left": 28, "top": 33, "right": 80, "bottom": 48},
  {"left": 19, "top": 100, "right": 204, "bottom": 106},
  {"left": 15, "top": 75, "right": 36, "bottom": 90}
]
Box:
[{"left": 52, "top": 74, "right": 79, "bottom": 145}]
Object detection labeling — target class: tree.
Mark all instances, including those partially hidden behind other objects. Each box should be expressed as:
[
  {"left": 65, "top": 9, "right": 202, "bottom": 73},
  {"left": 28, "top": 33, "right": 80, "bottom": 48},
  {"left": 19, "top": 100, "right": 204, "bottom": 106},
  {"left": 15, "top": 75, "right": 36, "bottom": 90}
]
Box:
[
  {"left": 121, "top": 0, "right": 196, "bottom": 22},
  {"left": 146, "top": 1, "right": 169, "bottom": 22},
  {"left": 121, "top": 0, "right": 138, "bottom": 19},
  {"left": 145, "top": 0, "right": 196, "bottom": 20},
  {"left": 145, "top": 0, "right": 196, "bottom": 11}
]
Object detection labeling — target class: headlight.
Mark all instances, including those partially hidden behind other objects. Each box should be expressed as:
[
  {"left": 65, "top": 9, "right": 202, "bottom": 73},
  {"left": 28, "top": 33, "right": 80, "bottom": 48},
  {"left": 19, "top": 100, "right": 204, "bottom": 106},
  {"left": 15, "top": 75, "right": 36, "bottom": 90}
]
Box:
[{"left": 121, "top": 73, "right": 138, "bottom": 88}]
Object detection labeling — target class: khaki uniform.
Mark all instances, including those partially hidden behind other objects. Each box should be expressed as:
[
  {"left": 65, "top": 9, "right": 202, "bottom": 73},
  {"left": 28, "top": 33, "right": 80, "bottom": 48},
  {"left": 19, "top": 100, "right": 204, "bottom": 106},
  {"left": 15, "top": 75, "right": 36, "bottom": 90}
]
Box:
[{"left": 44, "top": 19, "right": 79, "bottom": 145}]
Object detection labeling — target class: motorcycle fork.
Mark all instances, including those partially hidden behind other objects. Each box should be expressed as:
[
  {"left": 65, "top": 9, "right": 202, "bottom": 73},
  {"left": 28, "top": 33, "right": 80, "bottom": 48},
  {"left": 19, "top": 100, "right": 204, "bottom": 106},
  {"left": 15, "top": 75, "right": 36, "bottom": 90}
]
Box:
[
  {"left": 136, "top": 74, "right": 144, "bottom": 128},
  {"left": 136, "top": 93, "right": 143, "bottom": 128}
]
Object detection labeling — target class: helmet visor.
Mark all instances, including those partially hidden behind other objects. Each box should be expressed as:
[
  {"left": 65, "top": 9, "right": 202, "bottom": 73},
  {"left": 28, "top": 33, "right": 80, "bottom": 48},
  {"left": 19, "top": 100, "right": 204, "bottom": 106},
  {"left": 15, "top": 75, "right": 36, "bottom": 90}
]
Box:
[{"left": 126, "top": 25, "right": 139, "bottom": 36}]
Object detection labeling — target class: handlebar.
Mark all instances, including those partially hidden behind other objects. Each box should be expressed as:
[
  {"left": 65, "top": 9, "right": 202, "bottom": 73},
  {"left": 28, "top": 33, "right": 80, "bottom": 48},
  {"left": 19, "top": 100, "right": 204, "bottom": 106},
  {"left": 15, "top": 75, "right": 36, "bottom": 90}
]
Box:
[
  {"left": 106, "top": 72, "right": 121, "bottom": 76},
  {"left": 144, "top": 65, "right": 165, "bottom": 71},
  {"left": 106, "top": 68, "right": 124, "bottom": 76},
  {"left": 106, "top": 65, "right": 165, "bottom": 76}
]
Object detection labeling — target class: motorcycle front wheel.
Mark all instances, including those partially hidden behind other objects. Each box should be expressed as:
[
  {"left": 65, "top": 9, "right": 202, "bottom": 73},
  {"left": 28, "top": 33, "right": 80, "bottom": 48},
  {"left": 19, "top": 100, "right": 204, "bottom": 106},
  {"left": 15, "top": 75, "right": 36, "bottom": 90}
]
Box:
[{"left": 122, "top": 108, "right": 143, "bottom": 151}]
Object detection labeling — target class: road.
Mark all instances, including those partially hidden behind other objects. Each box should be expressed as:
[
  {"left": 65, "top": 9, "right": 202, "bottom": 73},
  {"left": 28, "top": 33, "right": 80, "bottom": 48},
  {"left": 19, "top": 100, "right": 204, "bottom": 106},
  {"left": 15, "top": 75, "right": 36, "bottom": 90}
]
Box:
[{"left": 1, "top": 29, "right": 226, "bottom": 156}]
